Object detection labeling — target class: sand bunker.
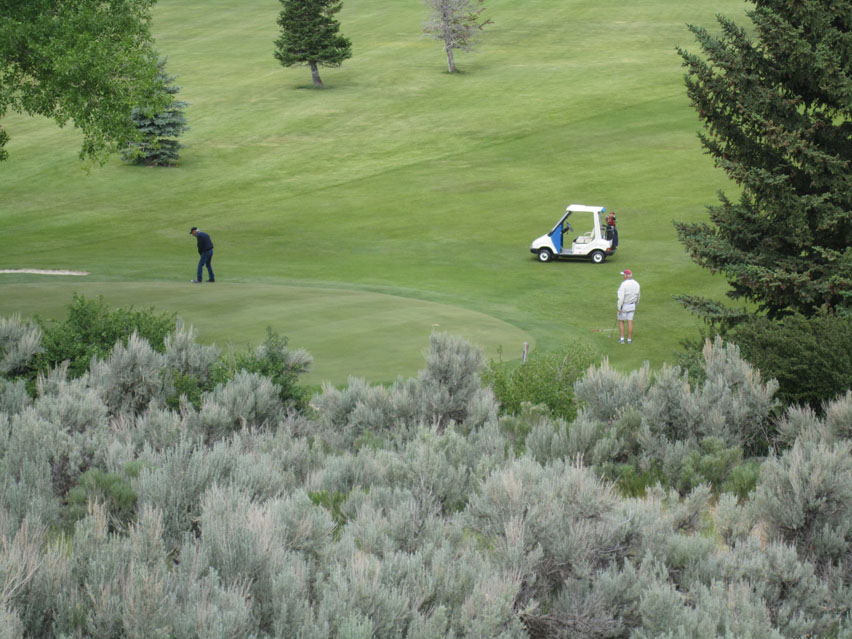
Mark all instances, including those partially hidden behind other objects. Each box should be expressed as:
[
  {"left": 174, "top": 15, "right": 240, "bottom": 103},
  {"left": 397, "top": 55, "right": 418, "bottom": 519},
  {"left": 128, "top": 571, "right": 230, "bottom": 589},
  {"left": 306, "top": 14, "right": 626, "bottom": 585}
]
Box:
[{"left": 0, "top": 269, "right": 89, "bottom": 276}]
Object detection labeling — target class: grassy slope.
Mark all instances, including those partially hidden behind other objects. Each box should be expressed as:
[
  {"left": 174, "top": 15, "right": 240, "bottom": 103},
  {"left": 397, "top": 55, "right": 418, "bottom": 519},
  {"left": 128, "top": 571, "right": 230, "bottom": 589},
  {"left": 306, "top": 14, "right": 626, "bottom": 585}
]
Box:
[{"left": 0, "top": 0, "right": 745, "bottom": 383}]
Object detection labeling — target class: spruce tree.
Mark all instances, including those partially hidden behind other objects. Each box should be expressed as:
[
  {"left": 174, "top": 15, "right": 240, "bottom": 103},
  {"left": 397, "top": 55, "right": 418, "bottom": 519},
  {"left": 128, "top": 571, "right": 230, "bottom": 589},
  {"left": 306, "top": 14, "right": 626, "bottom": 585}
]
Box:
[
  {"left": 274, "top": 0, "right": 352, "bottom": 89},
  {"left": 675, "top": 1, "right": 852, "bottom": 320},
  {"left": 123, "top": 59, "right": 188, "bottom": 166}
]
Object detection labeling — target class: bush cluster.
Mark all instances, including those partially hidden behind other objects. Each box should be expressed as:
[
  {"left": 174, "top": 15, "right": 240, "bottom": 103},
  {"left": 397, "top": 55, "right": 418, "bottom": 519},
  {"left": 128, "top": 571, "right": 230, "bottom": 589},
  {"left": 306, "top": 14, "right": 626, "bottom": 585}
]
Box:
[
  {"left": 481, "top": 341, "right": 594, "bottom": 422},
  {"left": 528, "top": 338, "right": 777, "bottom": 497},
  {"left": 2, "top": 304, "right": 852, "bottom": 638},
  {"left": 679, "top": 313, "right": 852, "bottom": 411}
]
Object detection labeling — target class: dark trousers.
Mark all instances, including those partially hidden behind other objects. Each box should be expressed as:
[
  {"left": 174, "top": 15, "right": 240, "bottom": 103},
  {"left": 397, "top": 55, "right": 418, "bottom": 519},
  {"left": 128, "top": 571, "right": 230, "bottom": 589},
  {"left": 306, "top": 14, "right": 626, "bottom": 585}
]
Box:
[{"left": 197, "top": 249, "right": 214, "bottom": 281}]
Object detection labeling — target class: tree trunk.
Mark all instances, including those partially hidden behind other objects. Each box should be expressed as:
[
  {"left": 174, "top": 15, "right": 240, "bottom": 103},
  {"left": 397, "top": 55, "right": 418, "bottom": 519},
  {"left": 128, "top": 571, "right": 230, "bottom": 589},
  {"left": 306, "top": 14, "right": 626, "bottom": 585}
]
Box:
[
  {"left": 445, "top": 43, "right": 456, "bottom": 73},
  {"left": 310, "top": 61, "right": 324, "bottom": 88}
]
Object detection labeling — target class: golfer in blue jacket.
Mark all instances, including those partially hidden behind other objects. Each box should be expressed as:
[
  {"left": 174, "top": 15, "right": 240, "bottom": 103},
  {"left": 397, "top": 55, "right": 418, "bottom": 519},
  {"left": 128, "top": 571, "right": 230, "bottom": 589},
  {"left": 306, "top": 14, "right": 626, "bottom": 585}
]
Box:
[{"left": 190, "top": 227, "right": 215, "bottom": 283}]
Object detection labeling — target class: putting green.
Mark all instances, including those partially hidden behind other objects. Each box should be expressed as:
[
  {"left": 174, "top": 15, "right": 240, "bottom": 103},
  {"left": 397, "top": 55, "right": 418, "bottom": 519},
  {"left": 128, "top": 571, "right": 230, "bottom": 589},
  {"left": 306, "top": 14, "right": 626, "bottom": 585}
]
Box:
[{"left": 0, "top": 279, "right": 532, "bottom": 385}]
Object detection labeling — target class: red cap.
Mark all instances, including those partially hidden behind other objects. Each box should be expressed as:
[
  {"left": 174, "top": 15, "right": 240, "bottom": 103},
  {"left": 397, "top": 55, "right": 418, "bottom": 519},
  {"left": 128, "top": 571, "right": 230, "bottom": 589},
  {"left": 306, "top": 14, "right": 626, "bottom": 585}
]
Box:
[{"left": 620, "top": 269, "right": 632, "bottom": 276}]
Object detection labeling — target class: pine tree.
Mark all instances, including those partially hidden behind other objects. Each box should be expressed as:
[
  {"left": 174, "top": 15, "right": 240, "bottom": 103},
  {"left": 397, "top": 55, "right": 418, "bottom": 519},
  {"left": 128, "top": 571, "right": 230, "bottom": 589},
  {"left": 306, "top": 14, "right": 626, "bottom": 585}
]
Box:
[
  {"left": 274, "top": 0, "right": 352, "bottom": 89},
  {"left": 123, "top": 59, "right": 188, "bottom": 166},
  {"left": 675, "top": 1, "right": 852, "bottom": 320}
]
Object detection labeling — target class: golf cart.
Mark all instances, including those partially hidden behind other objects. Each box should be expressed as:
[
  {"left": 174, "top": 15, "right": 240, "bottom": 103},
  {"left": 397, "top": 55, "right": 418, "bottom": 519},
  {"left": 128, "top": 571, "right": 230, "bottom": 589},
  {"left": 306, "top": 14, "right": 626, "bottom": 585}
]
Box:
[{"left": 530, "top": 204, "right": 615, "bottom": 264}]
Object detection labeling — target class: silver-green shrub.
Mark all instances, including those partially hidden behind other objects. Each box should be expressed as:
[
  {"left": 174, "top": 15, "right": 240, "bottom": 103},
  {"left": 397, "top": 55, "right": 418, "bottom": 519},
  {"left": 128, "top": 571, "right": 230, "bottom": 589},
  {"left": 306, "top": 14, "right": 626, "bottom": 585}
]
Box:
[
  {"left": 3, "top": 321, "right": 852, "bottom": 639},
  {"left": 163, "top": 319, "right": 221, "bottom": 384},
  {"left": 751, "top": 437, "right": 852, "bottom": 580},
  {"left": 0, "top": 411, "right": 65, "bottom": 528},
  {"left": 0, "top": 379, "right": 29, "bottom": 415},
  {"left": 638, "top": 339, "right": 777, "bottom": 455},
  {"left": 0, "top": 315, "right": 42, "bottom": 377},
  {"left": 719, "top": 539, "right": 837, "bottom": 637},
  {"left": 192, "top": 370, "right": 283, "bottom": 441},
  {"left": 134, "top": 435, "right": 221, "bottom": 552},
  {"left": 0, "top": 514, "right": 44, "bottom": 628},
  {"left": 170, "top": 569, "right": 257, "bottom": 639},
  {"left": 89, "top": 332, "right": 168, "bottom": 416},
  {"left": 313, "top": 333, "right": 498, "bottom": 451},
  {"left": 465, "top": 456, "right": 641, "bottom": 637},
  {"left": 565, "top": 337, "right": 779, "bottom": 496},
  {"left": 113, "top": 406, "right": 185, "bottom": 452},
  {"left": 0, "top": 606, "right": 23, "bottom": 639},
  {"left": 573, "top": 358, "right": 651, "bottom": 424},
  {"left": 776, "top": 391, "right": 852, "bottom": 447},
  {"left": 35, "top": 363, "right": 108, "bottom": 434},
  {"left": 417, "top": 332, "right": 488, "bottom": 431}
]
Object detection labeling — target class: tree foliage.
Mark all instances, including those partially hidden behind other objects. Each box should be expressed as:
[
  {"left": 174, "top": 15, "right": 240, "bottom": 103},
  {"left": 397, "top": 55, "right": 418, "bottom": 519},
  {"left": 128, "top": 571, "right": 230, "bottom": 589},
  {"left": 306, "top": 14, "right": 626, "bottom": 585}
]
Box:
[
  {"left": 123, "top": 58, "right": 189, "bottom": 167},
  {"left": 423, "top": 0, "right": 492, "bottom": 73},
  {"left": 728, "top": 313, "right": 852, "bottom": 410},
  {"left": 274, "top": 0, "right": 352, "bottom": 88},
  {"left": 675, "top": 0, "right": 852, "bottom": 319},
  {"left": 0, "top": 0, "right": 168, "bottom": 164}
]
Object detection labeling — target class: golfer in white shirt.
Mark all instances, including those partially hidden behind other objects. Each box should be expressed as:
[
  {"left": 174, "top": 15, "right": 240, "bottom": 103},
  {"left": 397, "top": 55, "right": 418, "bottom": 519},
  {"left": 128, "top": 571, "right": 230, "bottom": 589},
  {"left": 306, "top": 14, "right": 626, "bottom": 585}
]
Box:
[{"left": 617, "top": 269, "right": 640, "bottom": 344}]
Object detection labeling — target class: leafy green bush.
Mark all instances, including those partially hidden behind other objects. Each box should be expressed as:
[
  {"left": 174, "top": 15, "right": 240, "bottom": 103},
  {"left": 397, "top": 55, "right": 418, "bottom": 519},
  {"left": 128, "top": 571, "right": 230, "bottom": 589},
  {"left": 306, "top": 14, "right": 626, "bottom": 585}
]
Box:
[
  {"left": 669, "top": 437, "right": 743, "bottom": 496},
  {"left": 308, "top": 489, "right": 349, "bottom": 530},
  {"left": 481, "top": 341, "right": 594, "bottom": 421},
  {"left": 601, "top": 461, "right": 665, "bottom": 498},
  {"left": 35, "top": 294, "right": 176, "bottom": 379},
  {"left": 721, "top": 460, "right": 761, "bottom": 501},
  {"left": 232, "top": 327, "right": 311, "bottom": 410},
  {"left": 63, "top": 467, "right": 137, "bottom": 532}
]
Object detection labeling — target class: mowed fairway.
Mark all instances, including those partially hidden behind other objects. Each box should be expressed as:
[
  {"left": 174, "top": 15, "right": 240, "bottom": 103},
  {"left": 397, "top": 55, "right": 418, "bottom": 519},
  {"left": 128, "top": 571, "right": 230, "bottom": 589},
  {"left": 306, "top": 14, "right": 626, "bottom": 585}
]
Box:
[
  {"left": 0, "top": 0, "right": 745, "bottom": 384},
  {"left": 0, "top": 279, "right": 528, "bottom": 383}
]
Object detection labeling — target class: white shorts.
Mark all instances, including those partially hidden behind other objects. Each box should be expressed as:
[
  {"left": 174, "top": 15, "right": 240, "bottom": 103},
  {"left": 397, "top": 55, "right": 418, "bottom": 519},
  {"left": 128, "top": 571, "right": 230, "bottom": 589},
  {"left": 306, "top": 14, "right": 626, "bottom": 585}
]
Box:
[{"left": 618, "top": 303, "right": 636, "bottom": 321}]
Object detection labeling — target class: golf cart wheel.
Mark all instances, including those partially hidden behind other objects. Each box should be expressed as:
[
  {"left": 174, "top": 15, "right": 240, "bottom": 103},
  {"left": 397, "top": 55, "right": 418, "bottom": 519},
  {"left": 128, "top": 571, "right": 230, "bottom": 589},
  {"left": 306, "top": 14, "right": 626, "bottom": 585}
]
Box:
[
  {"left": 537, "top": 249, "right": 554, "bottom": 263},
  {"left": 591, "top": 250, "right": 606, "bottom": 264}
]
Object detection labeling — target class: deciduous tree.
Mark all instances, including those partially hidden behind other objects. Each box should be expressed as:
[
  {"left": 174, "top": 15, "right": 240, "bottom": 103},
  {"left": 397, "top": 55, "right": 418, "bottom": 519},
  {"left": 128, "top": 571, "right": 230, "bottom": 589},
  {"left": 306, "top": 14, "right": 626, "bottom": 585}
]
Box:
[
  {"left": 675, "top": 0, "right": 852, "bottom": 320},
  {"left": 0, "top": 0, "right": 167, "bottom": 164},
  {"left": 423, "top": 0, "right": 491, "bottom": 73},
  {"left": 274, "top": 0, "right": 352, "bottom": 88}
]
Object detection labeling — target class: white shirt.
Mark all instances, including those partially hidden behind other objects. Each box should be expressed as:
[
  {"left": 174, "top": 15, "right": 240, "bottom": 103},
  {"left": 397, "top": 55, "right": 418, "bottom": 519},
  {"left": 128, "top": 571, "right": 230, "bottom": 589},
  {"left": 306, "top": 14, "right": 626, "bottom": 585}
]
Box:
[{"left": 618, "top": 278, "right": 640, "bottom": 309}]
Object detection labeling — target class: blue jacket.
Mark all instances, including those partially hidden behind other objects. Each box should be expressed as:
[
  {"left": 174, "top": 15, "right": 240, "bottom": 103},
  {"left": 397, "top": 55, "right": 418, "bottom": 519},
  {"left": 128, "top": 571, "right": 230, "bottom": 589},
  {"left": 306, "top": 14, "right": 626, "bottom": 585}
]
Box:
[{"left": 196, "top": 231, "right": 213, "bottom": 254}]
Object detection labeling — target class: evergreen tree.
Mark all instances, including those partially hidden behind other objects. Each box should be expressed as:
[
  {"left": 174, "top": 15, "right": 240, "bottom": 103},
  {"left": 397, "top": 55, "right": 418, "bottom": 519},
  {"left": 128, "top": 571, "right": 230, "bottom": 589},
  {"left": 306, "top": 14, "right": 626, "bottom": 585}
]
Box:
[
  {"left": 0, "top": 125, "right": 8, "bottom": 162},
  {"left": 675, "top": 0, "right": 852, "bottom": 320},
  {"left": 274, "top": 0, "right": 352, "bottom": 89},
  {"left": 123, "top": 59, "right": 188, "bottom": 166},
  {"left": 423, "top": 0, "right": 491, "bottom": 73}
]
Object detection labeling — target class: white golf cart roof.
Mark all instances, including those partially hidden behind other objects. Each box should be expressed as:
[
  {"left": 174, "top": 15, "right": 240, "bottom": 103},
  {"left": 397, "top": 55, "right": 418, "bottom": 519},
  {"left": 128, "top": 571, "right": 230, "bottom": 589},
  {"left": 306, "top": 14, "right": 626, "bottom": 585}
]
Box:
[
  {"left": 566, "top": 204, "right": 605, "bottom": 214},
  {"left": 549, "top": 204, "right": 606, "bottom": 233}
]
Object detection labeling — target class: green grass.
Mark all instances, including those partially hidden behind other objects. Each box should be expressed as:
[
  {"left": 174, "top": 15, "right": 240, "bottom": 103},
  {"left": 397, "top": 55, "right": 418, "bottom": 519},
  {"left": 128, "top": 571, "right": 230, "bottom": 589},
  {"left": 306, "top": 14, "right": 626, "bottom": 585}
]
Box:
[{"left": 0, "top": 0, "right": 745, "bottom": 384}]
